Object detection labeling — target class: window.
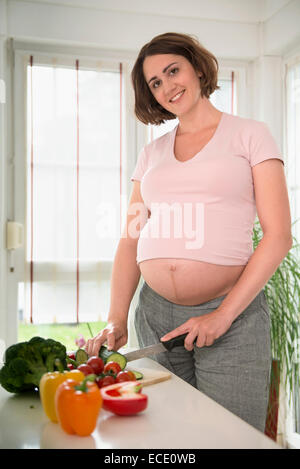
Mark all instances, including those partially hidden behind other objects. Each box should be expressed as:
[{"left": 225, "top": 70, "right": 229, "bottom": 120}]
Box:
[
  {"left": 18, "top": 54, "right": 125, "bottom": 327},
  {"left": 285, "top": 59, "right": 300, "bottom": 448},
  {"left": 285, "top": 61, "right": 300, "bottom": 244}
]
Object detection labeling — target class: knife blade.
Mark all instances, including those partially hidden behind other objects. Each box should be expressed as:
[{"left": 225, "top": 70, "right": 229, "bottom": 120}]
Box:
[{"left": 123, "top": 333, "right": 194, "bottom": 362}]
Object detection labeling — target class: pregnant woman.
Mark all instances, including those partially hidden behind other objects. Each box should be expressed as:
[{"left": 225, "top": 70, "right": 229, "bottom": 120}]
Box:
[{"left": 85, "top": 32, "right": 292, "bottom": 432}]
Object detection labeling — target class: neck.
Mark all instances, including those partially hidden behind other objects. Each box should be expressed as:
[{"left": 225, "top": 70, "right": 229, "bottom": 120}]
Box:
[{"left": 177, "top": 97, "right": 222, "bottom": 135}]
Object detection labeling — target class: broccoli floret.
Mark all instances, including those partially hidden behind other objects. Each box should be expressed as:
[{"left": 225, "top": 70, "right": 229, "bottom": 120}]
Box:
[
  {"left": 0, "top": 358, "right": 36, "bottom": 393},
  {"left": 4, "top": 342, "right": 28, "bottom": 363},
  {"left": 0, "top": 358, "right": 35, "bottom": 392},
  {"left": 0, "top": 336, "right": 68, "bottom": 393},
  {"left": 28, "top": 336, "right": 45, "bottom": 349},
  {"left": 31, "top": 337, "right": 67, "bottom": 372}
]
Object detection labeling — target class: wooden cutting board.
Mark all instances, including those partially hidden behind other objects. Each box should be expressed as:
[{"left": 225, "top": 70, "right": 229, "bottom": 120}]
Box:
[{"left": 126, "top": 366, "right": 172, "bottom": 387}]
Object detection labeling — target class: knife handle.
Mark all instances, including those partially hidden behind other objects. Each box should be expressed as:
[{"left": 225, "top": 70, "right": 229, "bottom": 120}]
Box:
[{"left": 161, "top": 333, "right": 194, "bottom": 351}]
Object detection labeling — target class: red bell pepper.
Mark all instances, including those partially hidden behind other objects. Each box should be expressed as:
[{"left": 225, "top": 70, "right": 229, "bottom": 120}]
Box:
[{"left": 100, "top": 381, "right": 148, "bottom": 416}]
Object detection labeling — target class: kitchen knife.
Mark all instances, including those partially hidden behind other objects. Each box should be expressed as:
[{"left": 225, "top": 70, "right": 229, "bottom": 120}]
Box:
[{"left": 123, "top": 333, "right": 194, "bottom": 362}]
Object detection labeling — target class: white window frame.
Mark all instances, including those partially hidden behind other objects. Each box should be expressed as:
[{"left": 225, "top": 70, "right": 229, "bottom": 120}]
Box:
[{"left": 7, "top": 40, "right": 141, "bottom": 345}]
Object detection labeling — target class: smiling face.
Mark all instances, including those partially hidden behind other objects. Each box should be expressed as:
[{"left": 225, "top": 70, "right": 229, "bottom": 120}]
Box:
[{"left": 143, "top": 54, "right": 202, "bottom": 117}]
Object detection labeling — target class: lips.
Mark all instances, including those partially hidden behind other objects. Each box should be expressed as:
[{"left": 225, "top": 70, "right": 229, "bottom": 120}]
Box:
[{"left": 169, "top": 90, "right": 185, "bottom": 103}]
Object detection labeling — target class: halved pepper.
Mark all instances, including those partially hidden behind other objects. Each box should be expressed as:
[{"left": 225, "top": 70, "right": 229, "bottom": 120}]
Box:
[
  {"left": 40, "top": 368, "right": 84, "bottom": 423},
  {"left": 55, "top": 375, "right": 102, "bottom": 436},
  {"left": 100, "top": 381, "right": 148, "bottom": 416}
]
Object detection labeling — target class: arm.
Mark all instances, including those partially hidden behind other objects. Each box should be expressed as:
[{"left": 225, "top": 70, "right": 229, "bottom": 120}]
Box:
[
  {"left": 85, "top": 181, "right": 148, "bottom": 355},
  {"left": 217, "top": 158, "right": 292, "bottom": 321},
  {"left": 161, "top": 159, "right": 293, "bottom": 350},
  {"left": 107, "top": 239, "right": 141, "bottom": 328}
]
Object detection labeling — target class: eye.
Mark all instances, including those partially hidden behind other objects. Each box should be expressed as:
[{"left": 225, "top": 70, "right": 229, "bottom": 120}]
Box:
[
  {"left": 151, "top": 67, "right": 179, "bottom": 90},
  {"left": 170, "top": 67, "right": 179, "bottom": 75}
]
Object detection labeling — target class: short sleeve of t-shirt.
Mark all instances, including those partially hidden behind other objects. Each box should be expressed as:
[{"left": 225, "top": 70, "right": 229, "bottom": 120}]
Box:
[
  {"left": 131, "top": 147, "right": 148, "bottom": 182},
  {"left": 248, "top": 121, "right": 284, "bottom": 167}
]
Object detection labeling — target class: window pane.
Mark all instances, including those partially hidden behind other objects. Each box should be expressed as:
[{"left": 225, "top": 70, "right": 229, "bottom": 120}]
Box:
[
  {"left": 23, "top": 59, "right": 122, "bottom": 325},
  {"left": 26, "top": 65, "right": 121, "bottom": 262}
]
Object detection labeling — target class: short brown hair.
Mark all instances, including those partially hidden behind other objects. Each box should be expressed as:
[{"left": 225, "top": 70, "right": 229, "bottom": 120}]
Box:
[{"left": 131, "top": 32, "right": 220, "bottom": 126}]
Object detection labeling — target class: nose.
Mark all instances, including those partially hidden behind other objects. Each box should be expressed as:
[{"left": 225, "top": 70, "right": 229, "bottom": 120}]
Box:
[{"left": 163, "top": 80, "right": 177, "bottom": 100}]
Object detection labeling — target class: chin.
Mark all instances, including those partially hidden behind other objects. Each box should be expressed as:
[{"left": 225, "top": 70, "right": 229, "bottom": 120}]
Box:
[{"left": 174, "top": 106, "right": 191, "bottom": 118}]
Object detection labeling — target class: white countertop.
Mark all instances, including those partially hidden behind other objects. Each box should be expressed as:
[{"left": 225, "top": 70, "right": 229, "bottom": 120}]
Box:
[{"left": 0, "top": 357, "right": 281, "bottom": 449}]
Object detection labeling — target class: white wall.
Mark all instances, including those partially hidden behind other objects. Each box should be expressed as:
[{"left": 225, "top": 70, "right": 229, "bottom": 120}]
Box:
[
  {"left": 0, "top": 0, "right": 8, "bottom": 352},
  {"left": 0, "top": 0, "right": 300, "bottom": 349},
  {"left": 3, "top": 0, "right": 300, "bottom": 57},
  {"left": 6, "top": 0, "right": 259, "bottom": 59}
]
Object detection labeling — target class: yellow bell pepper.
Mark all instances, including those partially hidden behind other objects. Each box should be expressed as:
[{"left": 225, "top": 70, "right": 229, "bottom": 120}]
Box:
[{"left": 40, "top": 369, "right": 84, "bottom": 422}]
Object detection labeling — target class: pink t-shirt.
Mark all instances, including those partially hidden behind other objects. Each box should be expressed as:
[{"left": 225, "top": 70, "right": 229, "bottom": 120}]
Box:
[{"left": 131, "top": 112, "right": 284, "bottom": 266}]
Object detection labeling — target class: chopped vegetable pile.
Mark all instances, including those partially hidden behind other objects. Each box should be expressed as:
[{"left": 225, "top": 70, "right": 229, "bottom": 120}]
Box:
[
  {"left": 66, "top": 347, "right": 143, "bottom": 388},
  {"left": 0, "top": 338, "right": 143, "bottom": 394}
]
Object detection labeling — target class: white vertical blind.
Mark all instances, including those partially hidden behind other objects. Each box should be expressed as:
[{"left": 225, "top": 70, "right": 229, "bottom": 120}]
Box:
[
  {"left": 286, "top": 61, "right": 300, "bottom": 244},
  {"left": 24, "top": 55, "right": 124, "bottom": 324}
]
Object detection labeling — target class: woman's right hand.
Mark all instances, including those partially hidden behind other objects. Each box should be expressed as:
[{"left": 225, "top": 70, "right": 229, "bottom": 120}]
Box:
[{"left": 84, "top": 321, "right": 128, "bottom": 357}]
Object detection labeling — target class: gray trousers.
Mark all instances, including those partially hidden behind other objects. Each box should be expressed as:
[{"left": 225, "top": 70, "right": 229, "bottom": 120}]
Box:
[{"left": 134, "top": 281, "right": 271, "bottom": 433}]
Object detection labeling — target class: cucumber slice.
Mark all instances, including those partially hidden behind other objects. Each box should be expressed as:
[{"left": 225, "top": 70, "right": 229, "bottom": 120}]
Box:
[
  {"left": 132, "top": 370, "right": 143, "bottom": 380},
  {"left": 99, "top": 346, "right": 127, "bottom": 370},
  {"left": 75, "top": 348, "right": 88, "bottom": 365}
]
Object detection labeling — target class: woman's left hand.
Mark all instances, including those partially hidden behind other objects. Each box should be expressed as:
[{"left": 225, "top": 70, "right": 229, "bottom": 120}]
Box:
[{"left": 160, "top": 309, "right": 234, "bottom": 350}]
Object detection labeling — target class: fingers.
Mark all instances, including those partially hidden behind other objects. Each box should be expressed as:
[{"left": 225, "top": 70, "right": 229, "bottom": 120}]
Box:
[
  {"left": 161, "top": 326, "right": 215, "bottom": 351},
  {"left": 185, "top": 332, "right": 215, "bottom": 350},
  {"left": 161, "top": 326, "right": 186, "bottom": 342},
  {"left": 85, "top": 330, "right": 109, "bottom": 357},
  {"left": 204, "top": 336, "right": 215, "bottom": 347},
  {"left": 184, "top": 330, "right": 198, "bottom": 351},
  {"left": 106, "top": 331, "right": 115, "bottom": 351},
  {"left": 84, "top": 324, "right": 127, "bottom": 357}
]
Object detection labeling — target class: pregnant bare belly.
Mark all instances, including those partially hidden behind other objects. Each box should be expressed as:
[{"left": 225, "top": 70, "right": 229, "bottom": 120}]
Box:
[{"left": 139, "top": 258, "right": 246, "bottom": 306}]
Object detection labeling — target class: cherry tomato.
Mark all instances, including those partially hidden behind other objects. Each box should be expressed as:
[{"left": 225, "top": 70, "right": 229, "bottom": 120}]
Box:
[
  {"left": 87, "top": 356, "right": 104, "bottom": 375},
  {"left": 96, "top": 375, "right": 116, "bottom": 388},
  {"left": 67, "top": 363, "right": 75, "bottom": 370},
  {"left": 116, "top": 371, "right": 132, "bottom": 383},
  {"left": 67, "top": 352, "right": 76, "bottom": 361},
  {"left": 77, "top": 364, "right": 94, "bottom": 376},
  {"left": 125, "top": 371, "right": 136, "bottom": 381},
  {"left": 104, "top": 361, "right": 122, "bottom": 375}
]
